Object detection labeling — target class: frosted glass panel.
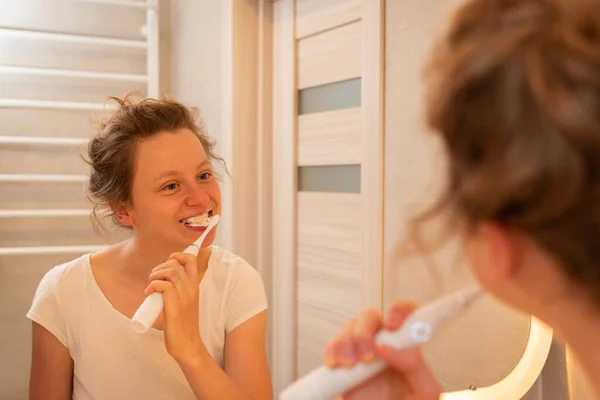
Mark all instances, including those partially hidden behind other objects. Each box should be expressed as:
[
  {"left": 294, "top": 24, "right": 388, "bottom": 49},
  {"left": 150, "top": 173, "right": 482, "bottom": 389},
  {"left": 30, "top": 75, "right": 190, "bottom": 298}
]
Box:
[
  {"left": 298, "top": 165, "right": 360, "bottom": 193},
  {"left": 298, "top": 78, "right": 361, "bottom": 115}
]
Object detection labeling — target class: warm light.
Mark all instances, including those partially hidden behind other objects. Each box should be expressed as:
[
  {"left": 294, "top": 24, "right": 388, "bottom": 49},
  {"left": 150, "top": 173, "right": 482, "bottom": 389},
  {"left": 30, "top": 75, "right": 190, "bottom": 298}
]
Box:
[{"left": 441, "top": 317, "right": 553, "bottom": 399}]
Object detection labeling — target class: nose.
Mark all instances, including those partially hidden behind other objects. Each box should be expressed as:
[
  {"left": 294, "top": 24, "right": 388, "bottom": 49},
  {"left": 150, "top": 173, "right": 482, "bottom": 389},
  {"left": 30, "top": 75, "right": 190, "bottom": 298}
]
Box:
[{"left": 184, "top": 183, "right": 210, "bottom": 206}]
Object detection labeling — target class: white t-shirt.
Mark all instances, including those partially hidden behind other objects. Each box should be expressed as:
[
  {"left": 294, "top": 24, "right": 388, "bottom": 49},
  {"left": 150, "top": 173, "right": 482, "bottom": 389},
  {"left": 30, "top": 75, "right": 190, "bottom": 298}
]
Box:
[{"left": 26, "top": 245, "right": 267, "bottom": 400}]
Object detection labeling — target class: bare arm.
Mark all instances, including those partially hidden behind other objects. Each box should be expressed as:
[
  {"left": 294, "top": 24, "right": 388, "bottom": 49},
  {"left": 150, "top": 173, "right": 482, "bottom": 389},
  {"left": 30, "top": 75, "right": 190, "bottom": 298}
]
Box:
[
  {"left": 178, "top": 311, "right": 272, "bottom": 400},
  {"left": 224, "top": 311, "right": 272, "bottom": 399},
  {"left": 29, "top": 321, "right": 73, "bottom": 400}
]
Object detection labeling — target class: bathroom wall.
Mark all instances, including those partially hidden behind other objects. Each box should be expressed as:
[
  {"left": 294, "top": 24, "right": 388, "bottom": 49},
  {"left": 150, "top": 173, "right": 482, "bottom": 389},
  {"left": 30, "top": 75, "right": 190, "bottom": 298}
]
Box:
[
  {"left": 169, "top": 0, "right": 224, "bottom": 163},
  {"left": 169, "top": 0, "right": 249, "bottom": 256}
]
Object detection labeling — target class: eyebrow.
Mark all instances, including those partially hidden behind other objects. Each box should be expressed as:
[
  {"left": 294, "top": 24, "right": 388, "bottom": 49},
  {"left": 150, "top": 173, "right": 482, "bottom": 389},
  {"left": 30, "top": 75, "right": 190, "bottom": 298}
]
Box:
[{"left": 153, "top": 160, "right": 212, "bottom": 182}]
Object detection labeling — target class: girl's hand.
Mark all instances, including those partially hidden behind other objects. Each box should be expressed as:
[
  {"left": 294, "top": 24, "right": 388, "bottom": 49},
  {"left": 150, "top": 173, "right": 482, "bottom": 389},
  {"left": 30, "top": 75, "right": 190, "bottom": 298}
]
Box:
[
  {"left": 325, "top": 303, "right": 442, "bottom": 400},
  {"left": 145, "top": 252, "right": 205, "bottom": 364}
]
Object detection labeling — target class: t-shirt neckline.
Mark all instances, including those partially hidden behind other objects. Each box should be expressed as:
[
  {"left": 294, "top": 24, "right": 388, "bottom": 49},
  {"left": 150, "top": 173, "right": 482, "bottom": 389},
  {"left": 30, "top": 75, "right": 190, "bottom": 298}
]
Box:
[{"left": 84, "top": 247, "right": 218, "bottom": 338}]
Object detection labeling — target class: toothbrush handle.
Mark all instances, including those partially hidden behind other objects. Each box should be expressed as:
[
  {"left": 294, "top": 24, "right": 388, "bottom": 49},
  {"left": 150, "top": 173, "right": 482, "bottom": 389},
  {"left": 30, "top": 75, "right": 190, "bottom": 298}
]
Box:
[
  {"left": 183, "top": 244, "right": 199, "bottom": 255},
  {"left": 131, "top": 245, "right": 199, "bottom": 333},
  {"left": 278, "top": 320, "right": 420, "bottom": 400},
  {"left": 131, "top": 292, "right": 164, "bottom": 333},
  {"left": 279, "top": 360, "right": 387, "bottom": 400},
  {"left": 279, "top": 287, "right": 483, "bottom": 400}
]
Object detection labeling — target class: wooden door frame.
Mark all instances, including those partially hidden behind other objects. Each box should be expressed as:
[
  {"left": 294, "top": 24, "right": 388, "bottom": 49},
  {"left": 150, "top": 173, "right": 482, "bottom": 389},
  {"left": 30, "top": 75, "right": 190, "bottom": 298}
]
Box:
[
  {"left": 269, "top": 0, "right": 386, "bottom": 394},
  {"left": 361, "top": 0, "right": 386, "bottom": 311},
  {"left": 271, "top": 0, "right": 297, "bottom": 396}
]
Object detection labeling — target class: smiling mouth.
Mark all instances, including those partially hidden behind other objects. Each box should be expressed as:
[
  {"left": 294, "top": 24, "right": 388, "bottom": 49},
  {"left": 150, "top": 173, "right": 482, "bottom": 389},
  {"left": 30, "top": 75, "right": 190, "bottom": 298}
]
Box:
[{"left": 179, "top": 209, "right": 214, "bottom": 227}]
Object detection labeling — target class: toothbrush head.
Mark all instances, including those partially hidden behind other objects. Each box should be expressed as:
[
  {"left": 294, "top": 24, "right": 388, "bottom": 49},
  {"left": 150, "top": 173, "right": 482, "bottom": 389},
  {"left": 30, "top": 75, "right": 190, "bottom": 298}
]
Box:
[
  {"left": 183, "top": 214, "right": 220, "bottom": 255},
  {"left": 205, "top": 213, "right": 220, "bottom": 231}
]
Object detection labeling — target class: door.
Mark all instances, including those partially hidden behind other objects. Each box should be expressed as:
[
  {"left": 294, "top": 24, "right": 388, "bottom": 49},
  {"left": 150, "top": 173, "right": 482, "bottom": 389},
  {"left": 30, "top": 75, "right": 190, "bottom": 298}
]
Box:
[{"left": 271, "top": 0, "right": 384, "bottom": 395}]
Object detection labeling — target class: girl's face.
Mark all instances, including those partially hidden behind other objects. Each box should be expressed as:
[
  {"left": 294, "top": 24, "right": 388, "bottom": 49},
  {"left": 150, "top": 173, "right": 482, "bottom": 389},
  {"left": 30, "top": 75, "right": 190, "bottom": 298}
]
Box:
[{"left": 117, "top": 128, "right": 221, "bottom": 251}]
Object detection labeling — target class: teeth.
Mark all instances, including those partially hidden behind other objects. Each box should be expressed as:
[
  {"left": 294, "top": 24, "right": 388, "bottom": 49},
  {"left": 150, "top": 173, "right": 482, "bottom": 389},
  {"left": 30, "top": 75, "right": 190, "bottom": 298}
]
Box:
[{"left": 181, "top": 211, "right": 211, "bottom": 227}]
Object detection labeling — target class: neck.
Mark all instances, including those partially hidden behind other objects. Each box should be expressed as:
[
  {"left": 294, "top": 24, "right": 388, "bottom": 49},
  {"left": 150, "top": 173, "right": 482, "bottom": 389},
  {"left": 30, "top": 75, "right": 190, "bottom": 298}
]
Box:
[
  {"left": 116, "top": 236, "right": 211, "bottom": 282},
  {"left": 544, "top": 296, "right": 600, "bottom": 396}
]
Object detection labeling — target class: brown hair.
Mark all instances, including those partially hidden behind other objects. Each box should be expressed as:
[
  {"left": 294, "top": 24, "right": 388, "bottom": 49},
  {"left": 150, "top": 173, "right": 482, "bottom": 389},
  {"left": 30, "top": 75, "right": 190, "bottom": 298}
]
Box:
[
  {"left": 83, "top": 93, "right": 226, "bottom": 230},
  {"left": 416, "top": 0, "right": 600, "bottom": 299}
]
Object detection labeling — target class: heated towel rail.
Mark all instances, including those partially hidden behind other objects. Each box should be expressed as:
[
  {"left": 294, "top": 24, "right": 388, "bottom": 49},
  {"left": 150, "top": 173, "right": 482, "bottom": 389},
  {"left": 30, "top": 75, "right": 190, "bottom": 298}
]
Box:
[{"left": 0, "top": 0, "right": 160, "bottom": 256}]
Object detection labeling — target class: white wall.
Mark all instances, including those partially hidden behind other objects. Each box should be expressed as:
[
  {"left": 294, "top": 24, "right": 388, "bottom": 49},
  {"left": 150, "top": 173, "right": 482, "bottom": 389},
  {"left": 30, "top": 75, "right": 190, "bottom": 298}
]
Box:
[
  {"left": 169, "top": 0, "right": 224, "bottom": 147},
  {"left": 169, "top": 0, "right": 232, "bottom": 248}
]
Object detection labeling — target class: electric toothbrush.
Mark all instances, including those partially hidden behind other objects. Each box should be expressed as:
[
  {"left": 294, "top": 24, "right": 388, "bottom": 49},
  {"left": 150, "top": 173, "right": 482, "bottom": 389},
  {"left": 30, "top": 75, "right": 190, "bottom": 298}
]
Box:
[
  {"left": 131, "top": 214, "right": 221, "bottom": 333},
  {"left": 279, "top": 285, "right": 483, "bottom": 400}
]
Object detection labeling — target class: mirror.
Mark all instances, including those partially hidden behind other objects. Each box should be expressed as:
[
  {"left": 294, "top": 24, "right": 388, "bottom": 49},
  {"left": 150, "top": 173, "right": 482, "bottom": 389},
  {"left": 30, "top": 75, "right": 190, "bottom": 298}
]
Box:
[{"left": 383, "top": 0, "right": 553, "bottom": 396}]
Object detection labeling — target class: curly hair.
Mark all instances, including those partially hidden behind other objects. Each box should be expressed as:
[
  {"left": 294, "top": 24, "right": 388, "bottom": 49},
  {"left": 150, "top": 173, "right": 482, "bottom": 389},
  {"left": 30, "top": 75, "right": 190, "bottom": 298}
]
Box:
[{"left": 82, "top": 92, "right": 226, "bottom": 230}]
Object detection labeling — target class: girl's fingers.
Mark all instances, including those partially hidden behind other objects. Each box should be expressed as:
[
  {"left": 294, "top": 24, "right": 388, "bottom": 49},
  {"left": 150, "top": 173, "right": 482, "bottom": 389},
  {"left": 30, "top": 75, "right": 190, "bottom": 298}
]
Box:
[
  {"left": 148, "top": 261, "right": 179, "bottom": 284},
  {"left": 146, "top": 262, "right": 192, "bottom": 304},
  {"left": 382, "top": 301, "right": 419, "bottom": 330},
  {"left": 351, "top": 308, "right": 383, "bottom": 363},
  {"left": 144, "top": 280, "right": 180, "bottom": 319},
  {"left": 378, "top": 301, "right": 441, "bottom": 398},
  {"left": 325, "top": 319, "right": 359, "bottom": 368},
  {"left": 325, "top": 302, "right": 420, "bottom": 370},
  {"left": 151, "top": 259, "right": 173, "bottom": 273},
  {"left": 168, "top": 252, "right": 199, "bottom": 284},
  {"left": 325, "top": 302, "right": 441, "bottom": 400},
  {"left": 148, "top": 259, "right": 194, "bottom": 293},
  {"left": 326, "top": 303, "right": 413, "bottom": 369}
]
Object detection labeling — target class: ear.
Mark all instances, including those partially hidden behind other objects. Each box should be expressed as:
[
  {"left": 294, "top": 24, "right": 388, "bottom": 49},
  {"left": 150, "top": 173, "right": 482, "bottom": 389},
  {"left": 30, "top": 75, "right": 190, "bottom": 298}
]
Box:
[
  {"left": 113, "top": 202, "right": 134, "bottom": 227},
  {"left": 479, "top": 222, "right": 521, "bottom": 283}
]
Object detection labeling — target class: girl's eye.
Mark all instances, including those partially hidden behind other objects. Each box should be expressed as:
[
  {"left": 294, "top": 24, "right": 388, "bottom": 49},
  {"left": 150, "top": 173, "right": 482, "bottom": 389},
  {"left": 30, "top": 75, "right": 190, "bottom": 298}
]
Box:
[
  {"left": 199, "top": 172, "right": 213, "bottom": 181},
  {"left": 163, "top": 183, "right": 178, "bottom": 191}
]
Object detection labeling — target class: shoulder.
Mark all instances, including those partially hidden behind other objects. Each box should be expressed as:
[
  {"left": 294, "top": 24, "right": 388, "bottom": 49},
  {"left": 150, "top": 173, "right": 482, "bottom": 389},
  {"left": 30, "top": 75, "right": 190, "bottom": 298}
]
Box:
[
  {"left": 34, "top": 254, "right": 90, "bottom": 296},
  {"left": 209, "top": 246, "right": 264, "bottom": 288},
  {"left": 208, "top": 247, "right": 268, "bottom": 332},
  {"left": 28, "top": 253, "right": 92, "bottom": 347}
]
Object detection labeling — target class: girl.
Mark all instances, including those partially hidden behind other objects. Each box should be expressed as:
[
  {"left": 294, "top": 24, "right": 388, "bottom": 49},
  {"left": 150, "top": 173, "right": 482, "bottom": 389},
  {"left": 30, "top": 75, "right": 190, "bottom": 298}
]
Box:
[
  {"left": 27, "top": 95, "right": 272, "bottom": 400},
  {"left": 325, "top": 0, "right": 600, "bottom": 398}
]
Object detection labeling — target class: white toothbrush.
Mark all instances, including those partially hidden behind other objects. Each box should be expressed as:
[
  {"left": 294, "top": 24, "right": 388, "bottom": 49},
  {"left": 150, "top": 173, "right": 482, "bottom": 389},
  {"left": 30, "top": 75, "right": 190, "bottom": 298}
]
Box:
[
  {"left": 279, "top": 285, "right": 483, "bottom": 400},
  {"left": 131, "top": 214, "right": 221, "bottom": 333}
]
